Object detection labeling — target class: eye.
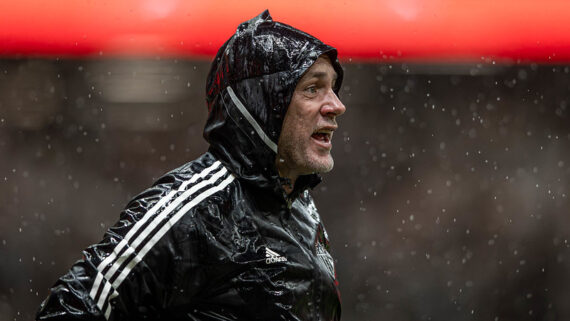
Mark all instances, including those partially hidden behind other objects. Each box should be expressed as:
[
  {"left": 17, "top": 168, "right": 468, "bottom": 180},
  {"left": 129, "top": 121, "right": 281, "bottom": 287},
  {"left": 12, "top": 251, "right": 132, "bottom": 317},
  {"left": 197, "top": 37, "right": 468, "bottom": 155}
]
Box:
[{"left": 304, "top": 85, "right": 318, "bottom": 95}]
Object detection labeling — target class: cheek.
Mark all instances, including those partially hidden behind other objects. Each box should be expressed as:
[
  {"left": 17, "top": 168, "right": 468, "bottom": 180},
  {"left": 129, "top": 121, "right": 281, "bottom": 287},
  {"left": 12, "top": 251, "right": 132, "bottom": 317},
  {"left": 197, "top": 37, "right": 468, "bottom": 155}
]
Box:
[
  {"left": 295, "top": 102, "right": 316, "bottom": 119},
  {"left": 280, "top": 116, "right": 304, "bottom": 146},
  {"left": 291, "top": 107, "right": 315, "bottom": 130},
  {"left": 282, "top": 96, "right": 316, "bottom": 141},
  {"left": 291, "top": 118, "right": 312, "bottom": 140}
]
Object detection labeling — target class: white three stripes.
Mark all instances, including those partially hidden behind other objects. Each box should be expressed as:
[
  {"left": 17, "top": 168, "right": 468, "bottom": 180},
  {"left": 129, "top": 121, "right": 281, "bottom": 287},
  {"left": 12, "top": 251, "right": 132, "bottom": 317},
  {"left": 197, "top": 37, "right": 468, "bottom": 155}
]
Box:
[
  {"left": 266, "top": 248, "right": 281, "bottom": 257},
  {"left": 89, "top": 161, "right": 222, "bottom": 301},
  {"left": 87, "top": 161, "right": 235, "bottom": 319}
]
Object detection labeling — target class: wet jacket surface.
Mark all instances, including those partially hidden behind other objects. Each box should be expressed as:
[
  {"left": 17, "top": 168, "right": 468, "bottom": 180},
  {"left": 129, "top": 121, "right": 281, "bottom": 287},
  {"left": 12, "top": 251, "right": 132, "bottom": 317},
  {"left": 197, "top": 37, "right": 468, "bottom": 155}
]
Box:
[{"left": 37, "top": 10, "right": 343, "bottom": 321}]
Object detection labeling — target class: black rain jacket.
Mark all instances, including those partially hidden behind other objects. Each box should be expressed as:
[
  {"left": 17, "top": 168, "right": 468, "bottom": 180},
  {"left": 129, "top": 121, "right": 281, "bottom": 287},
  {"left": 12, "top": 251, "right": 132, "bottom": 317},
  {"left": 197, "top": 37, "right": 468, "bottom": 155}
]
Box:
[{"left": 37, "top": 10, "right": 344, "bottom": 321}]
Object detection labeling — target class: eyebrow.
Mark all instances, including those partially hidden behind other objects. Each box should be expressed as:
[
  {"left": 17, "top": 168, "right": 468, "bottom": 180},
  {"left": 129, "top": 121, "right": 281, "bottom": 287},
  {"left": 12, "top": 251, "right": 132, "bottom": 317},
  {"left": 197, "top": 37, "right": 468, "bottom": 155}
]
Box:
[{"left": 304, "top": 71, "right": 338, "bottom": 81}]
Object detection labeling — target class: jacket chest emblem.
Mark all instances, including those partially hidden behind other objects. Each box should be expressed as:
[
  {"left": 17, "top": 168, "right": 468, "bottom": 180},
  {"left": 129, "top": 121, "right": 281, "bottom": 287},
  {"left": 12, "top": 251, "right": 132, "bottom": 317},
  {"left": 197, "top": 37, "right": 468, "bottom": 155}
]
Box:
[
  {"left": 316, "top": 242, "right": 335, "bottom": 279},
  {"left": 265, "top": 247, "right": 287, "bottom": 264}
]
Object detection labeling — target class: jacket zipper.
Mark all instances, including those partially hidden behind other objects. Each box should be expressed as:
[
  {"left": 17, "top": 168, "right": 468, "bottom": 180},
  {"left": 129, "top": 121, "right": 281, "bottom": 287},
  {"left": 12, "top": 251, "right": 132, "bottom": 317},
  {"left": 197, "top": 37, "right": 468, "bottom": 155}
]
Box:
[{"left": 282, "top": 193, "right": 321, "bottom": 321}]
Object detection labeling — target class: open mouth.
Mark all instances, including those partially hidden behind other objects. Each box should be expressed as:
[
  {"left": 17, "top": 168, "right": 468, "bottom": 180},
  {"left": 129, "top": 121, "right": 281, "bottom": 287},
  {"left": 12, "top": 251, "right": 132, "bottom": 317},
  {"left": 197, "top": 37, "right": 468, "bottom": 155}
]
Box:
[
  {"left": 311, "top": 132, "right": 331, "bottom": 143},
  {"left": 311, "top": 129, "right": 333, "bottom": 148}
]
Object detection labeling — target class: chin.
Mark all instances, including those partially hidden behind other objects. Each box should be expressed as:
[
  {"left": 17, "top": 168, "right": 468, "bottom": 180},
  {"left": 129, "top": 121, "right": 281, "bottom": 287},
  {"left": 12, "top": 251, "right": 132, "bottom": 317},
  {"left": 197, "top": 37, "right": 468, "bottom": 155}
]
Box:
[{"left": 306, "top": 155, "right": 334, "bottom": 174}]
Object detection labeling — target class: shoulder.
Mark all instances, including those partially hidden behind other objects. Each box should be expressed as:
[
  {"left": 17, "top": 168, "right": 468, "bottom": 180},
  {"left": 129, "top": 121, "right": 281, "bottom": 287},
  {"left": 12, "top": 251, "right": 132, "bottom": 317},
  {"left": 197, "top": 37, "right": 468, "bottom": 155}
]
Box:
[
  {"left": 111, "top": 153, "right": 238, "bottom": 240},
  {"left": 96, "top": 152, "right": 239, "bottom": 279}
]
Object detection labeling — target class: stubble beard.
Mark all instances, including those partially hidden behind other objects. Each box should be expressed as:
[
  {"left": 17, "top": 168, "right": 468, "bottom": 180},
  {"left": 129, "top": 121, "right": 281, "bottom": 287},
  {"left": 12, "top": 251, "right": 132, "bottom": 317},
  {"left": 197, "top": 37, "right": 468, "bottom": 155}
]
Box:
[{"left": 279, "top": 137, "right": 334, "bottom": 177}]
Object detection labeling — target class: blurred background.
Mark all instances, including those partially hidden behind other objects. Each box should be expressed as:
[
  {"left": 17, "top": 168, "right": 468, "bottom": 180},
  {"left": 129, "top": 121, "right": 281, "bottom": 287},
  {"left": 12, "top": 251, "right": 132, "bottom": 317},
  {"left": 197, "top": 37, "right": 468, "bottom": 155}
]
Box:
[{"left": 0, "top": 1, "right": 569, "bottom": 321}]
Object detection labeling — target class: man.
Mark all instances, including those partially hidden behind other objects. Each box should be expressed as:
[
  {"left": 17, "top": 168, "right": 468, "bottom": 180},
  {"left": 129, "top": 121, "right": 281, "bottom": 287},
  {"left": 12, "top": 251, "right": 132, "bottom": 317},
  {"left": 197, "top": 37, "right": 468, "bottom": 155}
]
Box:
[{"left": 37, "top": 10, "right": 346, "bottom": 320}]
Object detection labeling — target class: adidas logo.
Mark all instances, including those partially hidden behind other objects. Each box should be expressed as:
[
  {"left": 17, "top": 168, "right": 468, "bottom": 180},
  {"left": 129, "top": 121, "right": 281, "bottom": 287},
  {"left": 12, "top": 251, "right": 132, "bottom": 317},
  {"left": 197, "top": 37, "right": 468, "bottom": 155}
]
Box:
[{"left": 265, "top": 247, "right": 287, "bottom": 264}]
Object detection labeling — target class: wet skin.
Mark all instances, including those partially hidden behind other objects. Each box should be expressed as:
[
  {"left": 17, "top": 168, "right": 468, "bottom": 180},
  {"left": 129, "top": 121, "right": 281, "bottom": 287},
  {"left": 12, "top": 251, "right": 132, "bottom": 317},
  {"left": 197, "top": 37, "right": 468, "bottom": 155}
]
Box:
[{"left": 276, "top": 56, "right": 347, "bottom": 192}]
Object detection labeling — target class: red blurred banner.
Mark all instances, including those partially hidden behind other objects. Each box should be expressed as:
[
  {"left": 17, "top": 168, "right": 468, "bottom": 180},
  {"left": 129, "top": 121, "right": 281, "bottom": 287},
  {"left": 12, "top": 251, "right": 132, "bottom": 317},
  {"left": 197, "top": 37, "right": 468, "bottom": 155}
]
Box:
[{"left": 1, "top": 0, "right": 570, "bottom": 62}]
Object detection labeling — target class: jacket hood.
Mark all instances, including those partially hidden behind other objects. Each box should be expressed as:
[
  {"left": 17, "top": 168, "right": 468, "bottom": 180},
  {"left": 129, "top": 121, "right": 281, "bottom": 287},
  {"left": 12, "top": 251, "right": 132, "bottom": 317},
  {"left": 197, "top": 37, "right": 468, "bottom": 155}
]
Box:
[{"left": 203, "top": 10, "right": 343, "bottom": 197}]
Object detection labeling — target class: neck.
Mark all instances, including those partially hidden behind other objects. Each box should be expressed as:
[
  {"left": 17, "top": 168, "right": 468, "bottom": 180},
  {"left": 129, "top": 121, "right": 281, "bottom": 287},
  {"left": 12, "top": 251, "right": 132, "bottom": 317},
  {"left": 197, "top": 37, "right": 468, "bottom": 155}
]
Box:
[
  {"left": 276, "top": 163, "right": 298, "bottom": 195},
  {"left": 280, "top": 173, "right": 298, "bottom": 195}
]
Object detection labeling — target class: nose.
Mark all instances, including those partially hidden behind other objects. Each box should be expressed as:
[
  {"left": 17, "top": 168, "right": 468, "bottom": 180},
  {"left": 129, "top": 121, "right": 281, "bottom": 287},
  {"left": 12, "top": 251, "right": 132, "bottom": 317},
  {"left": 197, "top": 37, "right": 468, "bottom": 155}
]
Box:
[{"left": 320, "top": 88, "right": 346, "bottom": 117}]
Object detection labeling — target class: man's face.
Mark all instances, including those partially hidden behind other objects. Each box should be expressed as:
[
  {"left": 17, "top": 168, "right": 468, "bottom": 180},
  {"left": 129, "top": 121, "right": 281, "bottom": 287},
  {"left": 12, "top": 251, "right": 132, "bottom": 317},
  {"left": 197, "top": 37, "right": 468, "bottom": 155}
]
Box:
[{"left": 277, "top": 56, "right": 346, "bottom": 179}]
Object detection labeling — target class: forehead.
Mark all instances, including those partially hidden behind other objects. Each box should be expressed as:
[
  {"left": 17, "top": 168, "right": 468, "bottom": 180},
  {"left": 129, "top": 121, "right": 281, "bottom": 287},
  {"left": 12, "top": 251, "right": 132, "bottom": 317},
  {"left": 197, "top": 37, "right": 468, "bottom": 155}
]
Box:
[{"left": 300, "top": 56, "right": 337, "bottom": 81}]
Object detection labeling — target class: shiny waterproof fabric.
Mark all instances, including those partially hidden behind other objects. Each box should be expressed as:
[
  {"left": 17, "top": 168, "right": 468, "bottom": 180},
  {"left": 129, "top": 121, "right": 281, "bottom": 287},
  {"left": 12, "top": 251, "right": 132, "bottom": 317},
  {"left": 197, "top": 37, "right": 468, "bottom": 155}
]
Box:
[{"left": 37, "top": 10, "right": 343, "bottom": 321}]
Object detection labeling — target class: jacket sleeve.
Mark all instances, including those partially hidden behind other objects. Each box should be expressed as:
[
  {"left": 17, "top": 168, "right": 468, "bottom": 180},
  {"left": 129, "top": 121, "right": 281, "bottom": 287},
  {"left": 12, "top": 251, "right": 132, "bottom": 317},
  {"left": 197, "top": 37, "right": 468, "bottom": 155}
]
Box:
[{"left": 36, "top": 176, "right": 207, "bottom": 320}]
